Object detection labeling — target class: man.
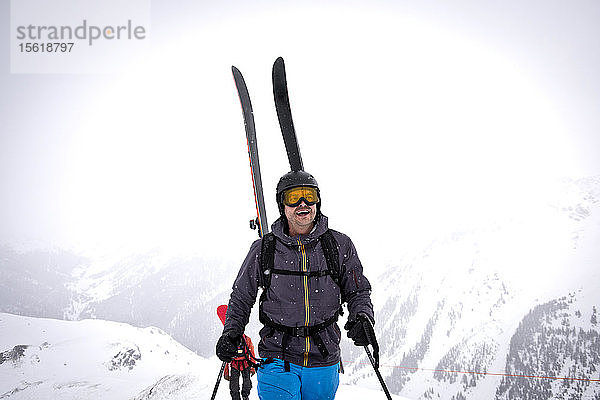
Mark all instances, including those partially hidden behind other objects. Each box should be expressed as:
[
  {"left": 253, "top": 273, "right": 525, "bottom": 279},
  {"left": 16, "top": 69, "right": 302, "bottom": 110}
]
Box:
[{"left": 216, "top": 170, "right": 377, "bottom": 400}]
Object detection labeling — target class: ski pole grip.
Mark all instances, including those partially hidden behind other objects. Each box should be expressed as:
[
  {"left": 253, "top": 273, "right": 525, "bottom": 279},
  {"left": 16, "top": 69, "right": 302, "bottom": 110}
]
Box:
[{"left": 362, "top": 318, "right": 379, "bottom": 369}]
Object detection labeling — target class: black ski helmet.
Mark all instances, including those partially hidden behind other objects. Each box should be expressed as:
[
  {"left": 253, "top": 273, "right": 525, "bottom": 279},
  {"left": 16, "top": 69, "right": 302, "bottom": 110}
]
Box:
[{"left": 276, "top": 170, "right": 321, "bottom": 216}]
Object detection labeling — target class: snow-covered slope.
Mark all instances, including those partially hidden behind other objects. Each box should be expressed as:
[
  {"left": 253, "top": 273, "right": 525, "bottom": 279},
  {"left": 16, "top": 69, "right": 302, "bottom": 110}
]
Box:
[
  {"left": 0, "top": 313, "right": 407, "bottom": 400},
  {"left": 496, "top": 290, "right": 600, "bottom": 400},
  {"left": 0, "top": 312, "right": 207, "bottom": 399}
]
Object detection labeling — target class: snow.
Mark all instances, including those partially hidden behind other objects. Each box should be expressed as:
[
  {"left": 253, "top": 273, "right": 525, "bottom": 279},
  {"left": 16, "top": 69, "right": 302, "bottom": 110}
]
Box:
[
  {"left": 0, "top": 312, "right": 206, "bottom": 399},
  {"left": 1, "top": 178, "right": 599, "bottom": 399},
  {"left": 0, "top": 313, "right": 406, "bottom": 400}
]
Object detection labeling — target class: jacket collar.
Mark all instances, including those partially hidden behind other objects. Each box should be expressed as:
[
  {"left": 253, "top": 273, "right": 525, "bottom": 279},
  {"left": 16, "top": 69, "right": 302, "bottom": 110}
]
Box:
[{"left": 271, "top": 214, "right": 329, "bottom": 246}]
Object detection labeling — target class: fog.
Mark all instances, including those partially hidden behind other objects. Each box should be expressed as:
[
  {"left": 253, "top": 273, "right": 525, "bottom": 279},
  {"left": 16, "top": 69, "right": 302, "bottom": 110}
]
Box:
[{"left": 1, "top": 0, "right": 599, "bottom": 275}]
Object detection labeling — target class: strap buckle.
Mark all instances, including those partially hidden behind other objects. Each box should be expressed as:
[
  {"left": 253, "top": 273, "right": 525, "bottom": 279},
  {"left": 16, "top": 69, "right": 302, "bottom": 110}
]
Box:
[{"left": 292, "top": 326, "right": 310, "bottom": 337}]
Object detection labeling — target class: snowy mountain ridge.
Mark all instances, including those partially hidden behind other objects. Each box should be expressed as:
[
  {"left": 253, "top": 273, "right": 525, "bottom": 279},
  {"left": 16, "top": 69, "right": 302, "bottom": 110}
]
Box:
[
  {"left": 0, "top": 312, "right": 207, "bottom": 399},
  {"left": 0, "top": 245, "right": 235, "bottom": 358},
  {"left": 341, "top": 176, "right": 600, "bottom": 399}
]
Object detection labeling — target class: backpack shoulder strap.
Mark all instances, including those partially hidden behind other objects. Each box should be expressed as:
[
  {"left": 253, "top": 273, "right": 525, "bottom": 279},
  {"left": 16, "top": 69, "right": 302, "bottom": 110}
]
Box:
[
  {"left": 259, "top": 232, "right": 276, "bottom": 289},
  {"left": 320, "top": 229, "right": 341, "bottom": 286}
]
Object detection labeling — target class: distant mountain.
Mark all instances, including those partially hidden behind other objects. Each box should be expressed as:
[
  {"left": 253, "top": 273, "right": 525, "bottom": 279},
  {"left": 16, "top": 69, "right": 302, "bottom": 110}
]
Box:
[
  {"left": 0, "top": 245, "right": 85, "bottom": 319},
  {"left": 341, "top": 176, "right": 600, "bottom": 399},
  {"left": 72, "top": 252, "right": 236, "bottom": 357},
  {"left": 0, "top": 245, "right": 235, "bottom": 357}
]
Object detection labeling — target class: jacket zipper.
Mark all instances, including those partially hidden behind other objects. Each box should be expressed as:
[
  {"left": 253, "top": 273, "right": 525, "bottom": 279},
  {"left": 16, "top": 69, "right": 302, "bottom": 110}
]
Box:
[{"left": 297, "top": 238, "right": 310, "bottom": 366}]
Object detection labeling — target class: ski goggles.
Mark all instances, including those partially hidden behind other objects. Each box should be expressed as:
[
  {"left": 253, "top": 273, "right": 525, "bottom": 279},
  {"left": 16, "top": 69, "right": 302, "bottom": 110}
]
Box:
[{"left": 282, "top": 186, "right": 320, "bottom": 207}]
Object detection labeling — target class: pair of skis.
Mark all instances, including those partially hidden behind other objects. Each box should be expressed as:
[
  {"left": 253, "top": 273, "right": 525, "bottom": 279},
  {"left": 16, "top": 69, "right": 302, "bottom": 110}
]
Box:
[
  {"left": 213, "top": 57, "right": 391, "bottom": 399},
  {"left": 211, "top": 58, "right": 299, "bottom": 400},
  {"left": 232, "top": 56, "right": 304, "bottom": 238}
]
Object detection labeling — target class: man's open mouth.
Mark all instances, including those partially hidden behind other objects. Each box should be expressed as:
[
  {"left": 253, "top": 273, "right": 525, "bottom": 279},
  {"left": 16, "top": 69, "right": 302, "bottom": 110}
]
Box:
[{"left": 296, "top": 209, "right": 311, "bottom": 216}]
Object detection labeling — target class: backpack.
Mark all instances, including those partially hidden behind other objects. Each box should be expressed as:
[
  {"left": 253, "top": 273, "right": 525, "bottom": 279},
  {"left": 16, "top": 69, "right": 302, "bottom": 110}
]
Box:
[{"left": 257, "top": 229, "right": 344, "bottom": 365}]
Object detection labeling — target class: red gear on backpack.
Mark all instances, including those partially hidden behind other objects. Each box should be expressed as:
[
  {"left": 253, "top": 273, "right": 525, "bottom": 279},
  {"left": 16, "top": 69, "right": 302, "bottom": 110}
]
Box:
[{"left": 224, "top": 334, "right": 256, "bottom": 380}]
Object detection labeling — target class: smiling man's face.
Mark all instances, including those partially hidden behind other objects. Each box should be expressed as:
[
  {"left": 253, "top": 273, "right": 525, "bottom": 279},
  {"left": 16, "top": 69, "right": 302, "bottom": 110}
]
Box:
[{"left": 284, "top": 200, "right": 317, "bottom": 236}]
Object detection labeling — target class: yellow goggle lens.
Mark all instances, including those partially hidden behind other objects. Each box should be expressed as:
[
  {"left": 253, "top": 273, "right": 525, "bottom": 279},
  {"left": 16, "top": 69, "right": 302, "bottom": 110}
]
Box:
[{"left": 283, "top": 186, "right": 320, "bottom": 206}]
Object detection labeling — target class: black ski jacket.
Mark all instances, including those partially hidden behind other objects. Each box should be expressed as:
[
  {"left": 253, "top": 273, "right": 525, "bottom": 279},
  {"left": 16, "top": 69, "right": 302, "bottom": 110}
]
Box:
[{"left": 223, "top": 214, "right": 374, "bottom": 367}]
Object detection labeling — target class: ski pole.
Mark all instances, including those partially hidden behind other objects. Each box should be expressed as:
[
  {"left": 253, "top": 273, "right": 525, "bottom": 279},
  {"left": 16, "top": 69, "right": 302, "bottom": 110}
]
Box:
[
  {"left": 361, "top": 317, "right": 392, "bottom": 400},
  {"left": 210, "top": 361, "right": 226, "bottom": 400},
  {"left": 364, "top": 345, "right": 392, "bottom": 400}
]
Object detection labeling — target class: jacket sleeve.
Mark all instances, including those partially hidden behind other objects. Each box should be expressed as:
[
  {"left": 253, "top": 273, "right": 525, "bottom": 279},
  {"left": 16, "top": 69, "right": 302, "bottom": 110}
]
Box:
[
  {"left": 338, "top": 234, "right": 375, "bottom": 324},
  {"left": 222, "top": 239, "right": 262, "bottom": 336}
]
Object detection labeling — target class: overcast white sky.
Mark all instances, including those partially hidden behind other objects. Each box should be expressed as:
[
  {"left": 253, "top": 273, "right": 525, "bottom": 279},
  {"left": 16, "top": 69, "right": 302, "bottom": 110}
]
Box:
[{"left": 1, "top": 0, "right": 599, "bottom": 266}]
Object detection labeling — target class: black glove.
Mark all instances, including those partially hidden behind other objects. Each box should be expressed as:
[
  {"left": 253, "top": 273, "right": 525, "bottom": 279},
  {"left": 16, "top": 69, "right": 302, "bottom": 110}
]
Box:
[
  {"left": 344, "top": 312, "right": 376, "bottom": 346},
  {"left": 344, "top": 312, "right": 380, "bottom": 368},
  {"left": 216, "top": 331, "right": 241, "bottom": 362}
]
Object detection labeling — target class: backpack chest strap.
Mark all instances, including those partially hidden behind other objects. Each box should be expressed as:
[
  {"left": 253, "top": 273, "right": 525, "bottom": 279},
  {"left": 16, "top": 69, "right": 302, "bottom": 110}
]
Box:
[
  {"left": 269, "top": 268, "right": 331, "bottom": 278},
  {"left": 259, "top": 309, "right": 339, "bottom": 337},
  {"left": 259, "top": 230, "right": 341, "bottom": 289}
]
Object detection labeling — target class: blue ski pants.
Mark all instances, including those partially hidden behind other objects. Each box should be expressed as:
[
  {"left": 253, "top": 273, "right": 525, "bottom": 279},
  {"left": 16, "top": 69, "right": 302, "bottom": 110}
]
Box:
[{"left": 257, "top": 359, "right": 339, "bottom": 400}]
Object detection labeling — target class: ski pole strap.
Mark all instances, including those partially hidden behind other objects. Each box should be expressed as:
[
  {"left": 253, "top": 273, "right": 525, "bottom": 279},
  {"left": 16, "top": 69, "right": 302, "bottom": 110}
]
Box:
[
  {"left": 238, "top": 336, "right": 263, "bottom": 369},
  {"left": 247, "top": 355, "right": 263, "bottom": 369}
]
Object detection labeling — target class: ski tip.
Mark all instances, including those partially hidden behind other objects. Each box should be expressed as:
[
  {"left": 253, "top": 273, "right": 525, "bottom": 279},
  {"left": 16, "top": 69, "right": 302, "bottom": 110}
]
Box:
[
  {"left": 232, "top": 66, "right": 247, "bottom": 87},
  {"left": 274, "top": 57, "right": 285, "bottom": 67},
  {"left": 217, "top": 304, "right": 228, "bottom": 325}
]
